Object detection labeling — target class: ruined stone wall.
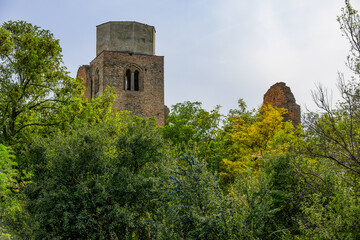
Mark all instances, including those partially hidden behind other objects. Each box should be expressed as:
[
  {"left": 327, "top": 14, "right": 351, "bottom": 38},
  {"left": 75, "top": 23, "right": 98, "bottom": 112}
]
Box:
[
  {"left": 77, "top": 21, "right": 165, "bottom": 126},
  {"left": 77, "top": 65, "right": 91, "bottom": 100},
  {"left": 89, "top": 54, "right": 105, "bottom": 98},
  {"left": 80, "top": 51, "right": 165, "bottom": 126},
  {"left": 263, "top": 82, "right": 301, "bottom": 126}
]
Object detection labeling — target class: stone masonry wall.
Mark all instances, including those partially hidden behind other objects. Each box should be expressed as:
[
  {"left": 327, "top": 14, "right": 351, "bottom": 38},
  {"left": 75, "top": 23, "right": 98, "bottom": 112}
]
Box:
[
  {"left": 77, "top": 65, "right": 91, "bottom": 100},
  {"left": 81, "top": 51, "right": 165, "bottom": 126},
  {"left": 263, "top": 82, "right": 301, "bottom": 126},
  {"left": 96, "top": 22, "right": 155, "bottom": 56},
  {"left": 89, "top": 53, "right": 105, "bottom": 99}
]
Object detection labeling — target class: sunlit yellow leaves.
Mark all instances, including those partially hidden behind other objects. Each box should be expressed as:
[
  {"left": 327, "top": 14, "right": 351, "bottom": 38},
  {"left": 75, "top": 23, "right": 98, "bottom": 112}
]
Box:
[
  {"left": 220, "top": 104, "right": 302, "bottom": 182},
  {"left": 230, "top": 105, "right": 287, "bottom": 152}
]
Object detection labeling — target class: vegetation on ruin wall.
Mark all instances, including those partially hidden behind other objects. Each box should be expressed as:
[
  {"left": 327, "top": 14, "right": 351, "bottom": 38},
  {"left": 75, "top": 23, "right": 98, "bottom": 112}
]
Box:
[{"left": 1, "top": 0, "right": 360, "bottom": 239}]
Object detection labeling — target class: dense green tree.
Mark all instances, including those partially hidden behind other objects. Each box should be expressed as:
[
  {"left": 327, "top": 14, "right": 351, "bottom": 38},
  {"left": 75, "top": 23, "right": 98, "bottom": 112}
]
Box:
[
  {"left": 227, "top": 154, "right": 304, "bottom": 239},
  {"left": 303, "top": 0, "right": 360, "bottom": 190},
  {"left": 339, "top": 0, "right": 360, "bottom": 75},
  {"left": 296, "top": 156, "right": 360, "bottom": 239},
  {"left": 162, "top": 154, "right": 238, "bottom": 239},
  {"left": 163, "top": 101, "right": 221, "bottom": 148},
  {"left": 4, "top": 1, "right": 360, "bottom": 238},
  {"left": 298, "top": 1, "right": 360, "bottom": 238},
  {"left": 0, "top": 144, "right": 20, "bottom": 239},
  {"left": 259, "top": 154, "right": 302, "bottom": 238},
  {"left": 20, "top": 116, "right": 167, "bottom": 239},
  {"left": 0, "top": 144, "right": 18, "bottom": 210},
  {"left": 0, "top": 20, "right": 121, "bottom": 181},
  {"left": 163, "top": 101, "right": 225, "bottom": 173},
  {"left": 0, "top": 20, "right": 80, "bottom": 146}
]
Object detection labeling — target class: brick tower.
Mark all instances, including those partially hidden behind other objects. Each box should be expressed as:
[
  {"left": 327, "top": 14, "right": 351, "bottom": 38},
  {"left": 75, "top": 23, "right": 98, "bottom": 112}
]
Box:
[{"left": 77, "top": 21, "right": 165, "bottom": 126}]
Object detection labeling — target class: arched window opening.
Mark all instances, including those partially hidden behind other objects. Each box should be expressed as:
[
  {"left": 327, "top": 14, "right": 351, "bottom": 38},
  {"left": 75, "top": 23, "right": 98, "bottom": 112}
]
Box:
[
  {"left": 94, "top": 68, "right": 99, "bottom": 95},
  {"left": 126, "top": 69, "right": 131, "bottom": 90},
  {"left": 134, "top": 70, "right": 139, "bottom": 91},
  {"left": 125, "top": 67, "right": 141, "bottom": 91}
]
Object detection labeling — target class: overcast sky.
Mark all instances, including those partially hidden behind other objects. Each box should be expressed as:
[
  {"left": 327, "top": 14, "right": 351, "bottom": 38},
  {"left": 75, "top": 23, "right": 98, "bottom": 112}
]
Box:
[{"left": 1, "top": 0, "right": 359, "bottom": 114}]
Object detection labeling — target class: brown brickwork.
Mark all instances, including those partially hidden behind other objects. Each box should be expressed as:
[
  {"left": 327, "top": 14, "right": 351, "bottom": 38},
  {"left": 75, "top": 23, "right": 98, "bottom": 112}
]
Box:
[
  {"left": 77, "top": 65, "right": 91, "bottom": 100},
  {"left": 78, "top": 51, "right": 165, "bottom": 126},
  {"left": 77, "top": 22, "right": 166, "bottom": 126},
  {"left": 263, "top": 82, "right": 301, "bottom": 126}
]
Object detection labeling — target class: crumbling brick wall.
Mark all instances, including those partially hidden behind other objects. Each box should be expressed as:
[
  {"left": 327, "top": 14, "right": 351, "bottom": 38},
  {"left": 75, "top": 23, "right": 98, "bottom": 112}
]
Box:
[
  {"left": 77, "top": 65, "right": 91, "bottom": 100},
  {"left": 263, "top": 82, "right": 301, "bottom": 126}
]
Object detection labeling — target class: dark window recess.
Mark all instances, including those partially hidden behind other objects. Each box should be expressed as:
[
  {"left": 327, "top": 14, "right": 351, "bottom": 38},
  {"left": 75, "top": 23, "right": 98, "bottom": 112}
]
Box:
[
  {"left": 94, "top": 69, "right": 100, "bottom": 94},
  {"left": 126, "top": 69, "right": 131, "bottom": 90},
  {"left": 134, "top": 70, "right": 139, "bottom": 91}
]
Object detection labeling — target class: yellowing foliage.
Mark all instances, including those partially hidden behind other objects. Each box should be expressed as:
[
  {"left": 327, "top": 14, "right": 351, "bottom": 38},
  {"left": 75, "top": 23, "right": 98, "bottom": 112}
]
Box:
[
  {"left": 230, "top": 105, "right": 287, "bottom": 152},
  {"left": 220, "top": 104, "right": 301, "bottom": 182}
]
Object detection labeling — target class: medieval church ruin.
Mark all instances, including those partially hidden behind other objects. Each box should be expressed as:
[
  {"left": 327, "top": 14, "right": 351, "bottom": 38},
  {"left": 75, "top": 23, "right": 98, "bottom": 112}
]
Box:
[
  {"left": 77, "top": 22, "right": 300, "bottom": 126},
  {"left": 77, "top": 21, "right": 166, "bottom": 126}
]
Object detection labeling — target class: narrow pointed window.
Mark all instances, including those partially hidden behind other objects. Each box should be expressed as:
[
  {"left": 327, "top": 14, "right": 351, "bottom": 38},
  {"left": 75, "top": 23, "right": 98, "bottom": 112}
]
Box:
[
  {"left": 126, "top": 69, "right": 131, "bottom": 90},
  {"left": 94, "top": 68, "right": 99, "bottom": 95},
  {"left": 134, "top": 70, "right": 139, "bottom": 91}
]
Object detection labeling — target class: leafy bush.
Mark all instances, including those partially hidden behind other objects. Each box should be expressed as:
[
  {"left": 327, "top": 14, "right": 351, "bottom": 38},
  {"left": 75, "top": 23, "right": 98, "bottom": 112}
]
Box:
[
  {"left": 23, "top": 117, "right": 167, "bottom": 239},
  {"left": 0, "top": 144, "right": 19, "bottom": 239},
  {"left": 162, "top": 154, "right": 238, "bottom": 239}
]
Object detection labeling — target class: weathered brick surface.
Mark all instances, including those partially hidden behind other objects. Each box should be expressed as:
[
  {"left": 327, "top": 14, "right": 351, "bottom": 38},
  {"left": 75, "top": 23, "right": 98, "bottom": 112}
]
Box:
[
  {"left": 78, "top": 51, "right": 165, "bottom": 126},
  {"left": 263, "top": 82, "right": 301, "bottom": 126},
  {"left": 77, "top": 22, "right": 166, "bottom": 126},
  {"left": 77, "top": 65, "right": 91, "bottom": 100}
]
